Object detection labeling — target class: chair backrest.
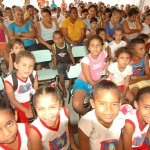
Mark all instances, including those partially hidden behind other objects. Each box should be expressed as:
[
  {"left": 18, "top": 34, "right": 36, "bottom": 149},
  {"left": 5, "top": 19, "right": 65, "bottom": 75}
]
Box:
[
  {"left": 0, "top": 77, "right": 4, "bottom": 90},
  {"left": 67, "top": 63, "right": 81, "bottom": 79},
  {"left": 31, "top": 50, "right": 52, "bottom": 63},
  {"left": 72, "top": 46, "right": 88, "bottom": 57}
]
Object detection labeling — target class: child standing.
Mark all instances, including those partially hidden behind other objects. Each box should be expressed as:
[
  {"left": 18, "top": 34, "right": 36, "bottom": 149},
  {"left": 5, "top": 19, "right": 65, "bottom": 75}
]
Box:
[
  {"left": 129, "top": 38, "right": 150, "bottom": 97},
  {"left": 78, "top": 80, "right": 125, "bottom": 150},
  {"left": 108, "top": 47, "right": 134, "bottom": 103},
  {"left": 4, "top": 51, "right": 38, "bottom": 123},
  {"left": 72, "top": 35, "right": 107, "bottom": 115},
  {"left": 123, "top": 86, "right": 150, "bottom": 150},
  {"left": 0, "top": 98, "right": 31, "bottom": 149},
  {"left": 108, "top": 29, "right": 127, "bottom": 62},
  {"left": 51, "top": 31, "right": 75, "bottom": 98},
  {"left": 8, "top": 38, "right": 25, "bottom": 72},
  {"left": 30, "top": 86, "right": 79, "bottom": 150}
]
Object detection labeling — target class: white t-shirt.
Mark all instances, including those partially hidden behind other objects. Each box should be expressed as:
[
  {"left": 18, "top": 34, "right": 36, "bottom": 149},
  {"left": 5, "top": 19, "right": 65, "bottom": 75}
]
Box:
[
  {"left": 108, "top": 62, "right": 133, "bottom": 86},
  {"left": 108, "top": 40, "right": 127, "bottom": 59},
  {"left": 0, "top": 123, "right": 29, "bottom": 150},
  {"left": 78, "top": 109, "right": 125, "bottom": 150},
  {"left": 4, "top": 70, "right": 37, "bottom": 103},
  {"left": 31, "top": 107, "right": 70, "bottom": 150},
  {"left": 125, "top": 109, "right": 149, "bottom": 148},
  {"left": 141, "top": 23, "right": 150, "bottom": 35}
]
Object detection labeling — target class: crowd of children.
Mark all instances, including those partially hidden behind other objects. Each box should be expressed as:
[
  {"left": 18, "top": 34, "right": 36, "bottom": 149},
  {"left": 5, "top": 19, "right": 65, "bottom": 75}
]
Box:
[{"left": 0, "top": 0, "right": 150, "bottom": 150}]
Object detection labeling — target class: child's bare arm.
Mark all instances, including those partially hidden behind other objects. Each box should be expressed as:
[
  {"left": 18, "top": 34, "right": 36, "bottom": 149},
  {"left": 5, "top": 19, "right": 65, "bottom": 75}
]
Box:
[
  {"left": 51, "top": 44, "right": 57, "bottom": 69},
  {"left": 68, "top": 118, "right": 79, "bottom": 150},
  {"left": 5, "top": 82, "right": 32, "bottom": 117},
  {"left": 29, "top": 127, "right": 42, "bottom": 150},
  {"left": 122, "top": 75, "right": 130, "bottom": 99},
  {"left": 122, "top": 121, "right": 135, "bottom": 150},
  {"left": 78, "top": 128, "right": 90, "bottom": 150},
  {"left": 34, "top": 75, "right": 38, "bottom": 91},
  {"left": 8, "top": 54, "right": 14, "bottom": 73},
  {"left": 67, "top": 45, "right": 75, "bottom": 65},
  {"left": 116, "top": 132, "right": 124, "bottom": 150}
]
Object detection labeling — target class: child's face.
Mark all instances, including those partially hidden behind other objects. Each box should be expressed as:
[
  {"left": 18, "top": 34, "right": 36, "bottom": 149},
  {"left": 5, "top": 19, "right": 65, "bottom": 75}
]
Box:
[
  {"left": 11, "top": 43, "right": 25, "bottom": 54},
  {"left": 99, "top": 31, "right": 106, "bottom": 41},
  {"left": 90, "top": 21, "right": 97, "bottom": 29},
  {"left": 0, "top": 110, "right": 18, "bottom": 145},
  {"left": 133, "top": 43, "right": 146, "bottom": 59},
  {"left": 114, "top": 30, "right": 123, "bottom": 41},
  {"left": 35, "top": 95, "right": 61, "bottom": 127},
  {"left": 145, "top": 16, "right": 150, "bottom": 25},
  {"left": 91, "top": 89, "right": 121, "bottom": 128},
  {"left": 135, "top": 94, "right": 150, "bottom": 125},
  {"left": 63, "top": 12, "right": 68, "bottom": 18},
  {"left": 117, "top": 52, "right": 130, "bottom": 69},
  {"left": 112, "top": 13, "right": 121, "bottom": 24},
  {"left": 5, "top": 10, "right": 12, "bottom": 17},
  {"left": 88, "top": 38, "right": 103, "bottom": 58},
  {"left": 27, "top": 7, "right": 34, "bottom": 16},
  {"left": 14, "top": 57, "right": 35, "bottom": 79},
  {"left": 53, "top": 34, "right": 64, "bottom": 46},
  {"left": 82, "top": 12, "right": 88, "bottom": 19}
]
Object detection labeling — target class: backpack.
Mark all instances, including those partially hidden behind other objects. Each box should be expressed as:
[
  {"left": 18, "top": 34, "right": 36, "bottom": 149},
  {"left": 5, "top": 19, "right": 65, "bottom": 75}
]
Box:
[{"left": 2, "top": 70, "right": 34, "bottom": 98}]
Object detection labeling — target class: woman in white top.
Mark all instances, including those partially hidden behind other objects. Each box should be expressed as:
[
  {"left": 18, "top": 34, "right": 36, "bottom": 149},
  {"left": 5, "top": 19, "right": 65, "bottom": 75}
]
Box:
[
  {"left": 36, "top": 8, "right": 59, "bottom": 50},
  {"left": 122, "top": 8, "right": 143, "bottom": 42}
]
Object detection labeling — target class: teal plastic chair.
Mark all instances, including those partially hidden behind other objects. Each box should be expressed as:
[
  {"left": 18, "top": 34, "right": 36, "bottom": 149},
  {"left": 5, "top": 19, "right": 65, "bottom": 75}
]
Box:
[
  {"left": 0, "top": 77, "right": 4, "bottom": 90},
  {"left": 31, "top": 50, "right": 57, "bottom": 84},
  {"left": 67, "top": 63, "right": 81, "bottom": 104},
  {"left": 71, "top": 46, "right": 88, "bottom": 58}
]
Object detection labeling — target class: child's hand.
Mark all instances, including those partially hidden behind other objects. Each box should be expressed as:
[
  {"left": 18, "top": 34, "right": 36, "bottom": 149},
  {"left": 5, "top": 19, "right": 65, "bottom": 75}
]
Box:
[
  {"left": 25, "top": 110, "right": 33, "bottom": 118},
  {"left": 131, "top": 75, "right": 137, "bottom": 80}
]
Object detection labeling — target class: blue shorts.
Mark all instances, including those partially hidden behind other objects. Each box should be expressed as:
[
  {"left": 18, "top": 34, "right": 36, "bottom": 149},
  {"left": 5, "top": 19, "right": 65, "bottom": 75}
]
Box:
[{"left": 73, "top": 78, "right": 92, "bottom": 95}]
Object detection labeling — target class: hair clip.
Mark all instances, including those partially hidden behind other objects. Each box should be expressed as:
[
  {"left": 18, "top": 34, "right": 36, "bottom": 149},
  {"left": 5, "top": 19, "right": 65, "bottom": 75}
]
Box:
[{"left": 50, "top": 83, "right": 56, "bottom": 88}]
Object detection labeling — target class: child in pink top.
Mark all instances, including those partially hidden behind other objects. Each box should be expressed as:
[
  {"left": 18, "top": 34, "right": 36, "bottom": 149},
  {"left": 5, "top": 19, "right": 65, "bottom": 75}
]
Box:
[{"left": 72, "top": 35, "right": 107, "bottom": 115}]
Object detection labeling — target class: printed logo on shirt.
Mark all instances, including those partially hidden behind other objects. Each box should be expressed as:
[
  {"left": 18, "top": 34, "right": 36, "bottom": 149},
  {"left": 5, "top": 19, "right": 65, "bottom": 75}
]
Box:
[
  {"left": 132, "top": 133, "right": 147, "bottom": 147},
  {"left": 58, "top": 52, "right": 66, "bottom": 57},
  {"left": 100, "top": 139, "right": 118, "bottom": 150},
  {"left": 93, "top": 63, "right": 102, "bottom": 70},
  {"left": 49, "top": 131, "right": 67, "bottom": 150},
  {"left": 133, "top": 63, "right": 144, "bottom": 76},
  {"left": 18, "top": 83, "right": 31, "bottom": 93}
]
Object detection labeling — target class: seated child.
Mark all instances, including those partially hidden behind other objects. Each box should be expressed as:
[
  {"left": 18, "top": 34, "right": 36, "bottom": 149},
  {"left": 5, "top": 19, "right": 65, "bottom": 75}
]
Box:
[
  {"left": 4, "top": 51, "right": 38, "bottom": 123},
  {"left": 51, "top": 31, "right": 75, "bottom": 98},
  {"left": 0, "top": 97, "right": 31, "bottom": 149},
  {"left": 86, "top": 17, "right": 97, "bottom": 39},
  {"left": 129, "top": 38, "right": 150, "bottom": 97},
  {"left": 8, "top": 38, "right": 25, "bottom": 72},
  {"left": 123, "top": 86, "right": 150, "bottom": 150},
  {"left": 108, "top": 47, "right": 134, "bottom": 103},
  {"left": 108, "top": 29, "right": 127, "bottom": 62},
  {"left": 78, "top": 80, "right": 125, "bottom": 150},
  {"left": 30, "top": 86, "right": 79, "bottom": 150}
]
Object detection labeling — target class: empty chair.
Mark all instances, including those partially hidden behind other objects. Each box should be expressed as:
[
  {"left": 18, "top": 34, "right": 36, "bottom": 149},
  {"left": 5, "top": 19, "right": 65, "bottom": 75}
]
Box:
[{"left": 32, "top": 50, "right": 57, "bottom": 85}]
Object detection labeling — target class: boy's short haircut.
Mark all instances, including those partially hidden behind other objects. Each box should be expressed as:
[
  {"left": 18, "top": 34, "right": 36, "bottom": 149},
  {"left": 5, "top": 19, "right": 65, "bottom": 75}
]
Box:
[
  {"left": 26, "top": 4, "right": 34, "bottom": 11},
  {"left": 96, "top": 28, "right": 106, "bottom": 35},
  {"left": 137, "top": 34, "right": 149, "bottom": 41},
  {"left": 53, "top": 30, "right": 63, "bottom": 38},
  {"left": 129, "top": 38, "right": 145, "bottom": 51},
  {"left": 81, "top": 8, "right": 88, "bottom": 14},
  {"left": 5, "top": 7, "right": 11, "bottom": 12},
  {"left": 90, "top": 17, "right": 97, "bottom": 23},
  {"left": 15, "top": 50, "right": 35, "bottom": 64},
  {"left": 88, "top": 4, "right": 97, "bottom": 12},
  {"left": 114, "top": 28, "right": 123, "bottom": 34},
  {"left": 9, "top": 38, "right": 24, "bottom": 49},
  {"left": 112, "top": 9, "right": 121, "bottom": 16},
  {"left": 34, "top": 8, "right": 39, "bottom": 13}
]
